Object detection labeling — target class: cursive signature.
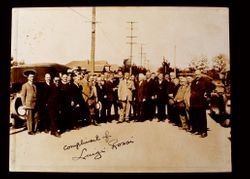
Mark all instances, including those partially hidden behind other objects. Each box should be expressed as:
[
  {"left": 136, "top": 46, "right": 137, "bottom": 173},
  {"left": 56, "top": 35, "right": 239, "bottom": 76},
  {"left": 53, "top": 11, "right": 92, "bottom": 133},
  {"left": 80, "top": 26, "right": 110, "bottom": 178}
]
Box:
[
  {"left": 65, "top": 130, "right": 135, "bottom": 161},
  {"left": 102, "top": 130, "right": 134, "bottom": 150},
  {"left": 63, "top": 135, "right": 101, "bottom": 151},
  {"left": 72, "top": 148, "right": 106, "bottom": 160}
]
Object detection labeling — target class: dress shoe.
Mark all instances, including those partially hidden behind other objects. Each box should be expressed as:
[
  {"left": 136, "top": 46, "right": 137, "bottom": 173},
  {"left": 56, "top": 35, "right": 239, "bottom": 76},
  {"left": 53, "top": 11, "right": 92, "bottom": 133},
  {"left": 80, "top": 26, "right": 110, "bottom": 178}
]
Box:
[
  {"left": 189, "top": 130, "right": 196, "bottom": 134},
  {"left": 44, "top": 129, "right": 49, "bottom": 133},
  {"left": 51, "top": 132, "right": 61, "bottom": 138},
  {"left": 200, "top": 133, "right": 208, "bottom": 138},
  {"left": 193, "top": 132, "right": 201, "bottom": 135},
  {"left": 28, "top": 131, "right": 34, "bottom": 135},
  {"left": 93, "top": 122, "right": 100, "bottom": 126}
]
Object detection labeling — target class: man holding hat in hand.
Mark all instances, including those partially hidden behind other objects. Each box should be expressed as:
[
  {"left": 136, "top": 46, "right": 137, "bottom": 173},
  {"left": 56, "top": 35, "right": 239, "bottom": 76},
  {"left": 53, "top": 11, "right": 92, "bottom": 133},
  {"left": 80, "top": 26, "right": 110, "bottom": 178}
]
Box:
[{"left": 20, "top": 70, "right": 38, "bottom": 135}]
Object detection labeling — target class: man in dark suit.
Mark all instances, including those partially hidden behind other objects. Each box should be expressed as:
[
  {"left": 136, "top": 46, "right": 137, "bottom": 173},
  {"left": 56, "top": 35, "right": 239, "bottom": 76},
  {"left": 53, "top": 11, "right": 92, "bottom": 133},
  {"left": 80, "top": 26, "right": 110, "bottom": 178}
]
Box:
[
  {"left": 59, "top": 73, "right": 71, "bottom": 133},
  {"left": 135, "top": 73, "right": 146, "bottom": 122},
  {"left": 144, "top": 71, "right": 157, "bottom": 121},
  {"left": 189, "top": 70, "right": 216, "bottom": 138},
  {"left": 167, "top": 73, "right": 180, "bottom": 126},
  {"left": 70, "top": 74, "right": 88, "bottom": 128},
  {"left": 105, "top": 74, "right": 118, "bottom": 122},
  {"left": 156, "top": 73, "right": 168, "bottom": 121},
  {"left": 20, "top": 70, "right": 38, "bottom": 135},
  {"left": 38, "top": 73, "right": 51, "bottom": 133},
  {"left": 47, "top": 76, "right": 61, "bottom": 137}
]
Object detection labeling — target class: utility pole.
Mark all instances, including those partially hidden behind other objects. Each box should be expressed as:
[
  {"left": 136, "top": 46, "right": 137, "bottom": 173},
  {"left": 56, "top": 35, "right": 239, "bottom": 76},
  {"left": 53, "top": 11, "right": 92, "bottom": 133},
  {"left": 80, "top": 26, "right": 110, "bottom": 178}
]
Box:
[
  {"left": 163, "top": 56, "right": 166, "bottom": 75},
  {"left": 143, "top": 54, "right": 149, "bottom": 70},
  {"left": 143, "top": 53, "right": 147, "bottom": 68},
  {"left": 174, "top": 45, "right": 176, "bottom": 76},
  {"left": 90, "top": 7, "right": 96, "bottom": 73},
  {"left": 146, "top": 59, "right": 150, "bottom": 70},
  {"left": 142, "top": 52, "right": 146, "bottom": 68},
  {"left": 140, "top": 43, "right": 145, "bottom": 67},
  {"left": 127, "top": 21, "right": 137, "bottom": 75}
]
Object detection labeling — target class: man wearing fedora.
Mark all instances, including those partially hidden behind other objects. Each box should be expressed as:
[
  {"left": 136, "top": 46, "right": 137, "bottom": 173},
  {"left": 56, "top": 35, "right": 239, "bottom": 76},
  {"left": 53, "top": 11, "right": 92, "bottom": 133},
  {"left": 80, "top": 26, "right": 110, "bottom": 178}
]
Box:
[{"left": 20, "top": 70, "right": 38, "bottom": 135}]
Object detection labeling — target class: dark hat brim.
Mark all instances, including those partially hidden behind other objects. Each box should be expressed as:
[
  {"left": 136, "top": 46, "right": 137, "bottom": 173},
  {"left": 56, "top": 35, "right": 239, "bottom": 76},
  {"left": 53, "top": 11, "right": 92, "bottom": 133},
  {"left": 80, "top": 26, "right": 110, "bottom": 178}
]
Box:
[{"left": 23, "top": 69, "right": 36, "bottom": 77}]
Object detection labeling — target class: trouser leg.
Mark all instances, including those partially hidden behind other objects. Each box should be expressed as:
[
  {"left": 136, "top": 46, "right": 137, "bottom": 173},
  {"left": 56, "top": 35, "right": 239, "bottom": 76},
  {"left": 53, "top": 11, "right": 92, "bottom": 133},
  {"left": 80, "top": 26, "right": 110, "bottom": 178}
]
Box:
[
  {"left": 125, "top": 100, "right": 131, "bottom": 121},
  {"left": 26, "top": 109, "right": 33, "bottom": 132}
]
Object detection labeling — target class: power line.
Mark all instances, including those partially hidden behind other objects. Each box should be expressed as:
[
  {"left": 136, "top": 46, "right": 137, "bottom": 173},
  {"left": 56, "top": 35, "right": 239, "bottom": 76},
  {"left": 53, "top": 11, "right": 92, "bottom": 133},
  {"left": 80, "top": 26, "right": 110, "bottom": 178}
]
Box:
[
  {"left": 68, "top": 7, "right": 91, "bottom": 21},
  {"left": 98, "top": 24, "right": 125, "bottom": 57}
]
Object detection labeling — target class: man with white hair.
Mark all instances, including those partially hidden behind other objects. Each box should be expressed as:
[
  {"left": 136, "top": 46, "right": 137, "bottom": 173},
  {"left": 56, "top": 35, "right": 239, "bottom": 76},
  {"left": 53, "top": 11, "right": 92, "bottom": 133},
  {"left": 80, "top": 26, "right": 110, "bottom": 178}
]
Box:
[
  {"left": 135, "top": 73, "right": 146, "bottom": 122},
  {"left": 156, "top": 73, "right": 168, "bottom": 122},
  {"left": 167, "top": 72, "right": 180, "bottom": 125},
  {"left": 144, "top": 71, "right": 156, "bottom": 121},
  {"left": 117, "top": 72, "right": 135, "bottom": 123},
  {"left": 174, "top": 77, "right": 189, "bottom": 130},
  {"left": 170, "top": 72, "right": 176, "bottom": 81}
]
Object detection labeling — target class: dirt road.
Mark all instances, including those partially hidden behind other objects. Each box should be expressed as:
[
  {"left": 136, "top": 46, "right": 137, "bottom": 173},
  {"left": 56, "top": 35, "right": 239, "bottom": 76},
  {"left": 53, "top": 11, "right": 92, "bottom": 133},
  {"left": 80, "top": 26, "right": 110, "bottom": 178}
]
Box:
[{"left": 9, "top": 114, "right": 231, "bottom": 173}]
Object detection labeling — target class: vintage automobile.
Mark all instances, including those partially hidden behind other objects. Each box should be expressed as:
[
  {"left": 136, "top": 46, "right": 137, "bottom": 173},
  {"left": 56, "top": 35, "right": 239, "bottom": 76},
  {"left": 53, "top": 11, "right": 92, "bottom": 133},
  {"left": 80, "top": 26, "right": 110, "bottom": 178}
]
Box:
[
  {"left": 10, "top": 63, "right": 70, "bottom": 128},
  {"left": 208, "top": 78, "right": 231, "bottom": 127}
]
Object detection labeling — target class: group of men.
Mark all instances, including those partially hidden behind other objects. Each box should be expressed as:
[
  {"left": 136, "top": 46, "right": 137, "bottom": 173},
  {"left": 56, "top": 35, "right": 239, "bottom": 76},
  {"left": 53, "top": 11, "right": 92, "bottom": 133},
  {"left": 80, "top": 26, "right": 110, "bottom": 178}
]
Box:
[{"left": 20, "top": 68, "right": 215, "bottom": 138}]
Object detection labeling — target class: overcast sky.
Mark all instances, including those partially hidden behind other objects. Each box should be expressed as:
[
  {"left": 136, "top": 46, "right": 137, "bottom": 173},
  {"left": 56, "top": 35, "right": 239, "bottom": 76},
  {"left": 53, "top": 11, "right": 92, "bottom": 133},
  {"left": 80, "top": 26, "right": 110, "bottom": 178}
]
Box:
[{"left": 11, "top": 7, "right": 229, "bottom": 71}]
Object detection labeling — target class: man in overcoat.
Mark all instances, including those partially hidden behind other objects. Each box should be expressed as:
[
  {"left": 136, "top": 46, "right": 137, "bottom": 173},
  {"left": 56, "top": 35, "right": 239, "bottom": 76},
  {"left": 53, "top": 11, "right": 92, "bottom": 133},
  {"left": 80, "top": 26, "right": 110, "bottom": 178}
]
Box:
[{"left": 189, "top": 70, "right": 216, "bottom": 137}]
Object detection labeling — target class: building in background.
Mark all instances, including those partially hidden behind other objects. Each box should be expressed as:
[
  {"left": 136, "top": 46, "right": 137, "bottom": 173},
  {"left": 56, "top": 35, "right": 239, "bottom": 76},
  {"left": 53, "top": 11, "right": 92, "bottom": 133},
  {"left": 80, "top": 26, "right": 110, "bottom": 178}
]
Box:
[{"left": 66, "top": 60, "right": 119, "bottom": 73}]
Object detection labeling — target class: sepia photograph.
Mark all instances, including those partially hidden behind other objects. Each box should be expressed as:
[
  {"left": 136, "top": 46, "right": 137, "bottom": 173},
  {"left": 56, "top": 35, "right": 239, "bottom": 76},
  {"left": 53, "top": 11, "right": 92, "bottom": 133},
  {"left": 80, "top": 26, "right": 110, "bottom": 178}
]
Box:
[{"left": 9, "top": 6, "right": 231, "bottom": 173}]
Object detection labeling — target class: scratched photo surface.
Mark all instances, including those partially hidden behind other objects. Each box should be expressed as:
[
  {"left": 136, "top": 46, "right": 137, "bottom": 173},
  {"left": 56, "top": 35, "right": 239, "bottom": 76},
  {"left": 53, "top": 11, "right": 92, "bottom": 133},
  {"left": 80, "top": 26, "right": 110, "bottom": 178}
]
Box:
[{"left": 9, "top": 7, "right": 231, "bottom": 172}]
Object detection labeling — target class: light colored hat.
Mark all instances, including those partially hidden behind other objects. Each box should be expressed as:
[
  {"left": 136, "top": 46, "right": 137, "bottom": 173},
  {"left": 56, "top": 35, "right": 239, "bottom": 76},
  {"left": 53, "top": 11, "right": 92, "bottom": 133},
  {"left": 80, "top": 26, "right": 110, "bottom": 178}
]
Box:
[
  {"left": 95, "top": 101, "right": 102, "bottom": 110},
  {"left": 23, "top": 69, "right": 36, "bottom": 77}
]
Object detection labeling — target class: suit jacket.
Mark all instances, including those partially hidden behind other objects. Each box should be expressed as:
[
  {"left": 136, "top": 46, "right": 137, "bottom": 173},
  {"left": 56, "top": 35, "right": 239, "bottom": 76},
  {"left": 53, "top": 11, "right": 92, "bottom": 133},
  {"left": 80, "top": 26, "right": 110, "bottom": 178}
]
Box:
[
  {"left": 20, "top": 82, "right": 37, "bottom": 109},
  {"left": 96, "top": 83, "right": 107, "bottom": 102},
  {"left": 59, "top": 82, "right": 72, "bottom": 106},
  {"left": 41, "top": 82, "right": 51, "bottom": 107},
  {"left": 135, "top": 80, "right": 146, "bottom": 102},
  {"left": 144, "top": 79, "right": 156, "bottom": 100},
  {"left": 118, "top": 79, "right": 135, "bottom": 101},
  {"left": 105, "top": 80, "right": 116, "bottom": 101},
  {"left": 190, "top": 76, "right": 216, "bottom": 108},
  {"left": 70, "top": 83, "right": 85, "bottom": 108},
  {"left": 156, "top": 80, "right": 168, "bottom": 102},
  {"left": 47, "top": 83, "right": 62, "bottom": 110}
]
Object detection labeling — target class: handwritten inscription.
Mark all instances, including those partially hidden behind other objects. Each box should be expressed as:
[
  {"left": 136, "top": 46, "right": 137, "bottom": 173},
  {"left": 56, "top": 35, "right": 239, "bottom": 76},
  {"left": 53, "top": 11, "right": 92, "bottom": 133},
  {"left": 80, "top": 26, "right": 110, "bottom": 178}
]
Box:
[
  {"left": 103, "top": 130, "right": 134, "bottom": 150},
  {"left": 63, "top": 135, "right": 101, "bottom": 151},
  {"left": 72, "top": 148, "right": 106, "bottom": 160},
  {"left": 64, "top": 130, "right": 135, "bottom": 160}
]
